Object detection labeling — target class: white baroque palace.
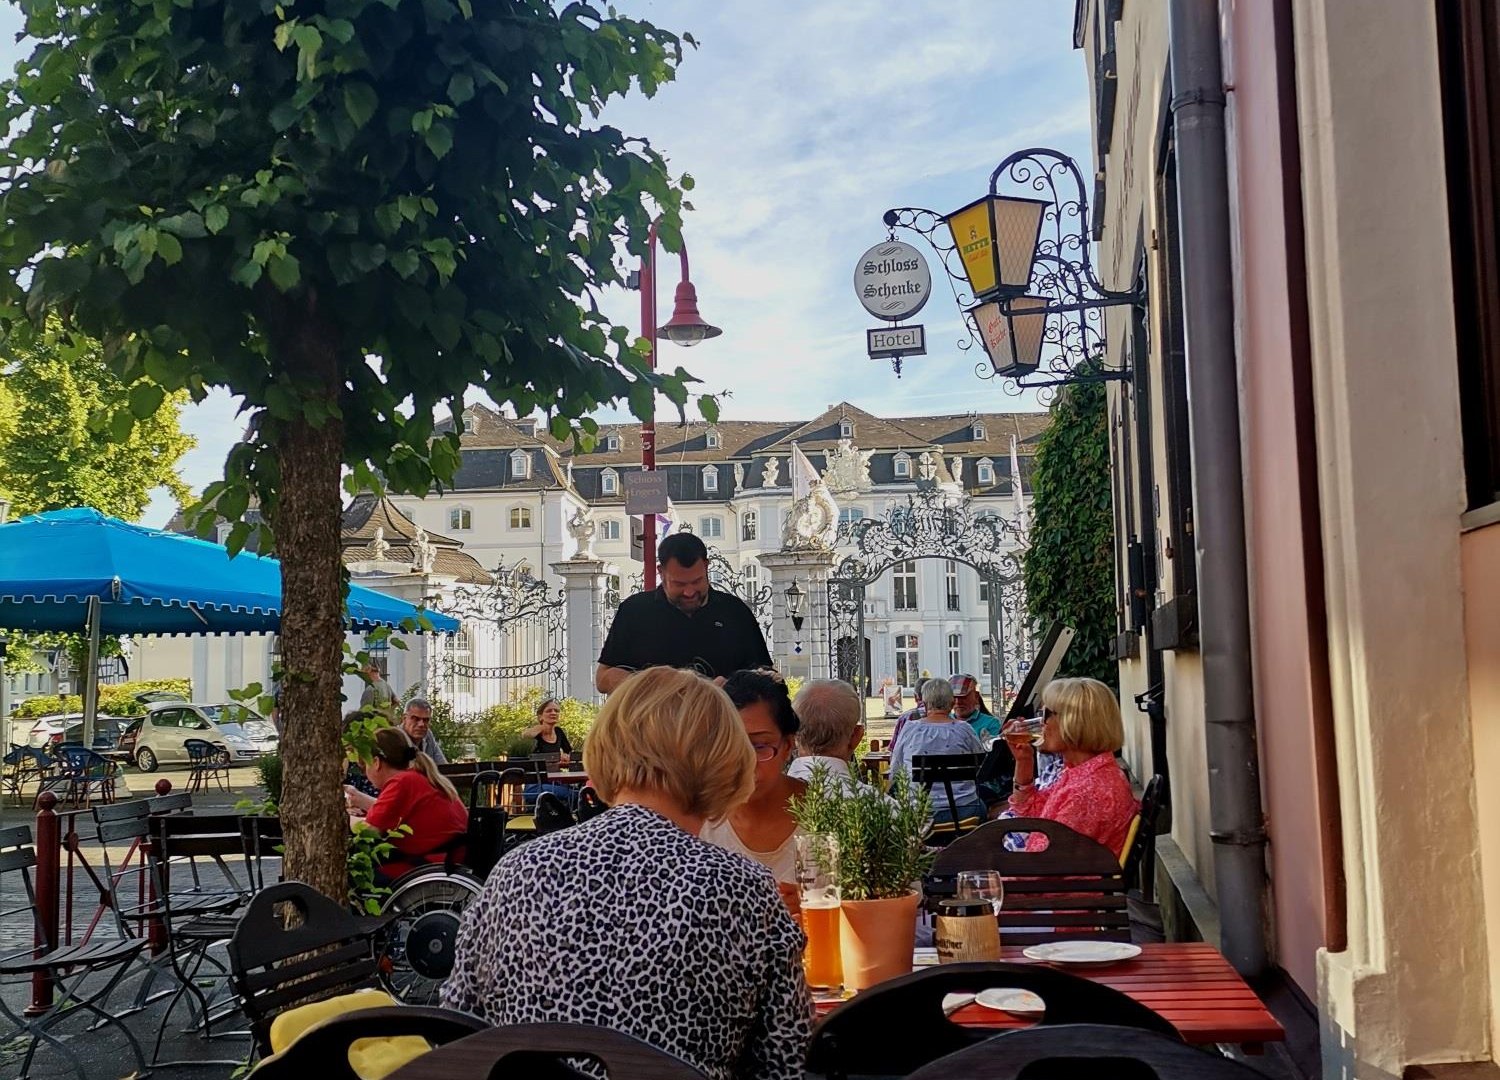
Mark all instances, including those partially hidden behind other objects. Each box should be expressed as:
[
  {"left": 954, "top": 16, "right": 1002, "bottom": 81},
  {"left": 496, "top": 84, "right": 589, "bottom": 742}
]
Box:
[{"left": 389, "top": 402, "right": 1045, "bottom": 691}]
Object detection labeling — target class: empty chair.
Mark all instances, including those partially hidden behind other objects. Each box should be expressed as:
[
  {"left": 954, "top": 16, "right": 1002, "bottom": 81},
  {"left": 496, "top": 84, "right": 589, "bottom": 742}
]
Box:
[
  {"left": 247, "top": 1005, "right": 486, "bottom": 1080},
  {"left": 925, "top": 817, "right": 1132, "bottom": 945},
  {"left": 806, "top": 961, "right": 1178, "bottom": 1080},
  {"left": 904, "top": 1023, "right": 1267, "bottom": 1080},
  {"left": 48, "top": 743, "right": 119, "bottom": 807},
  {"left": 185, "top": 738, "right": 231, "bottom": 793},
  {"left": 385, "top": 1023, "right": 709, "bottom": 1079},
  {"left": 912, "top": 752, "right": 987, "bottom": 843}
]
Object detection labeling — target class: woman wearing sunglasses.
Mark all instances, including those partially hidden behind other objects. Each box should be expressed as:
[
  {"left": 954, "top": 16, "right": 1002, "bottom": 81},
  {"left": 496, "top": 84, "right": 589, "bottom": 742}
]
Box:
[
  {"left": 700, "top": 669, "right": 805, "bottom": 909},
  {"left": 1001, "top": 677, "right": 1138, "bottom": 858}
]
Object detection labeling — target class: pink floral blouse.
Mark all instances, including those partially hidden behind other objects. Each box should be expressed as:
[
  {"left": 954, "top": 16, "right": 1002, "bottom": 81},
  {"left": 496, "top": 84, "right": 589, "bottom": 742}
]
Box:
[{"left": 1009, "top": 752, "right": 1138, "bottom": 857}]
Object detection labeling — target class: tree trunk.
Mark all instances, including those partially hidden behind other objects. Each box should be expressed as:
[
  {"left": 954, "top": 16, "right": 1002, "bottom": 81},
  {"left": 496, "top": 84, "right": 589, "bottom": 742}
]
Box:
[{"left": 269, "top": 313, "right": 348, "bottom": 902}]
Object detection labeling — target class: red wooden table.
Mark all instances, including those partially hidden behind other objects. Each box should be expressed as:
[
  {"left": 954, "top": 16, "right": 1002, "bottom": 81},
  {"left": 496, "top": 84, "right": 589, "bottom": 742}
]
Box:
[{"left": 813, "top": 943, "right": 1283, "bottom": 1048}]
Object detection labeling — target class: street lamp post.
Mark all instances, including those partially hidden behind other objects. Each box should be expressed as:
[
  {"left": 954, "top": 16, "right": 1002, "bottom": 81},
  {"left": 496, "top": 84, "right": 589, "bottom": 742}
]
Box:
[{"left": 639, "top": 219, "right": 721, "bottom": 591}]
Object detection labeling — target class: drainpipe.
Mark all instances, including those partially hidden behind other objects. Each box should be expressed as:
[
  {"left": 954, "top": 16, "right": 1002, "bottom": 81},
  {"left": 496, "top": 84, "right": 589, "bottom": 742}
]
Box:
[{"left": 1167, "top": 0, "right": 1269, "bottom": 978}]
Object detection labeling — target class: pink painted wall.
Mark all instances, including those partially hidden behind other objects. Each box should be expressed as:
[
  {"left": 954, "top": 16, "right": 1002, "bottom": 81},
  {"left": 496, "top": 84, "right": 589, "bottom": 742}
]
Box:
[{"left": 1225, "top": 0, "right": 1337, "bottom": 998}]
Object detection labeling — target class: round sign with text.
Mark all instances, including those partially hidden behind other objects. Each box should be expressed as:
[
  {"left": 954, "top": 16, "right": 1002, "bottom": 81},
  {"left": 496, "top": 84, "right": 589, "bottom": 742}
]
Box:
[{"left": 854, "top": 240, "right": 932, "bottom": 321}]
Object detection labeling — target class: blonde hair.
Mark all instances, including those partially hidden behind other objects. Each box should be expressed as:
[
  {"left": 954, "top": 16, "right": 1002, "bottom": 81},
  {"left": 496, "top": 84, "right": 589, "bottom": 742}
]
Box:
[
  {"left": 1041, "top": 677, "right": 1125, "bottom": 755},
  {"left": 372, "top": 726, "right": 461, "bottom": 803},
  {"left": 587, "top": 667, "right": 754, "bottom": 819}
]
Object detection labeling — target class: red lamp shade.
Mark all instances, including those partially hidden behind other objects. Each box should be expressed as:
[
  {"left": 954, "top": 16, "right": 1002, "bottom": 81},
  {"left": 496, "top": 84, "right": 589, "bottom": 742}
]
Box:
[{"left": 658, "top": 280, "right": 722, "bottom": 346}]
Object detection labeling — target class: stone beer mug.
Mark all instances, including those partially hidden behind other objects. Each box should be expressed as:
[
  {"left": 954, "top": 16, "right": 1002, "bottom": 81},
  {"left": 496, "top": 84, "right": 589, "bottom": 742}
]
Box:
[{"left": 934, "top": 898, "right": 1002, "bottom": 963}]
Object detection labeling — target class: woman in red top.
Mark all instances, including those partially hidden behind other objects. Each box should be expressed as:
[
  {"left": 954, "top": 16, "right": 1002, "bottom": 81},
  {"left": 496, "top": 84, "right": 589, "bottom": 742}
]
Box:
[
  {"left": 344, "top": 727, "right": 467, "bottom": 883},
  {"left": 1002, "top": 677, "right": 1138, "bottom": 858}
]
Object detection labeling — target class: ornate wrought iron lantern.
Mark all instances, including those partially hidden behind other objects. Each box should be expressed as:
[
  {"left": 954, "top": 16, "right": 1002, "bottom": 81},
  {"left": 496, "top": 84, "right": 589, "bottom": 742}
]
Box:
[
  {"left": 883, "top": 147, "right": 1144, "bottom": 392},
  {"left": 785, "top": 581, "right": 806, "bottom": 632}
]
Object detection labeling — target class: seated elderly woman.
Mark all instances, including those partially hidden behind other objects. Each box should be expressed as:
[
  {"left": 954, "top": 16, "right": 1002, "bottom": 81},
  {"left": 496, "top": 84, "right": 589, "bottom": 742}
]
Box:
[
  {"left": 343, "top": 727, "right": 467, "bottom": 884},
  {"left": 889, "top": 677, "right": 987, "bottom": 823},
  {"left": 699, "top": 670, "right": 805, "bottom": 894},
  {"left": 441, "top": 667, "right": 811, "bottom": 1080},
  {"left": 1002, "top": 676, "right": 1139, "bottom": 858}
]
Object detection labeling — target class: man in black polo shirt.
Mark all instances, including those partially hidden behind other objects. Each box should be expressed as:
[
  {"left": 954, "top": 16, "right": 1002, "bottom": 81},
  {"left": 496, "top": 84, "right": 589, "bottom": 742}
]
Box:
[{"left": 595, "top": 533, "right": 772, "bottom": 694}]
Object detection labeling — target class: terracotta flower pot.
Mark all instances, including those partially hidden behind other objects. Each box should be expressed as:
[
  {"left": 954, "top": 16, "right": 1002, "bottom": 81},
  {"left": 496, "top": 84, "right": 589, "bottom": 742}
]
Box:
[{"left": 839, "top": 891, "right": 921, "bottom": 991}]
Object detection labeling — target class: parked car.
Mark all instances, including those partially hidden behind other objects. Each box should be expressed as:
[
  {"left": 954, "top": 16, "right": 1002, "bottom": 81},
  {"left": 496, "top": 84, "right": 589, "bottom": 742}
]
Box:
[
  {"left": 128, "top": 702, "right": 278, "bottom": 771},
  {"left": 26, "top": 713, "right": 127, "bottom": 753}
]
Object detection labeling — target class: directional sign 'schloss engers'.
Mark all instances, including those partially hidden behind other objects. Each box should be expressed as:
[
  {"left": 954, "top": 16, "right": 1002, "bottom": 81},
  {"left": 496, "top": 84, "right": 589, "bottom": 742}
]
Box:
[{"left": 854, "top": 240, "right": 932, "bottom": 321}]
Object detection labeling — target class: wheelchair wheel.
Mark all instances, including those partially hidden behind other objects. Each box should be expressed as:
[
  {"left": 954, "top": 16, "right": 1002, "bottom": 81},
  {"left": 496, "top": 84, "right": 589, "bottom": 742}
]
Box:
[{"left": 377, "top": 867, "right": 482, "bottom": 1006}]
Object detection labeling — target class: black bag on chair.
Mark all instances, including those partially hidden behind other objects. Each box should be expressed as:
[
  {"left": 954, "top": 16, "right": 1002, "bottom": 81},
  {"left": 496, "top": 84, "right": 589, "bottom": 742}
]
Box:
[
  {"left": 534, "top": 792, "right": 575, "bottom": 835},
  {"left": 575, "top": 786, "right": 608, "bottom": 822}
]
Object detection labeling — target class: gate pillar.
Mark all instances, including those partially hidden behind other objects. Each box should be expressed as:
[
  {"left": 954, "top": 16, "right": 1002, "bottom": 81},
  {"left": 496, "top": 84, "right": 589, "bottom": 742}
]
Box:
[
  {"left": 551, "top": 557, "right": 613, "bottom": 705},
  {"left": 757, "top": 550, "right": 836, "bottom": 681}
]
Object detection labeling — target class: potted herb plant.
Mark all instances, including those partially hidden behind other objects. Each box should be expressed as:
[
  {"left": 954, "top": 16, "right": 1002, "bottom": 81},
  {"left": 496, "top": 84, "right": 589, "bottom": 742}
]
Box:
[{"left": 790, "top": 765, "right": 934, "bottom": 989}]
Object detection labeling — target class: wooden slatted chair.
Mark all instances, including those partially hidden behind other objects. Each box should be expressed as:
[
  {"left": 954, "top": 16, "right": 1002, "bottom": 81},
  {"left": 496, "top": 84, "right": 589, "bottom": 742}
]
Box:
[
  {"left": 912, "top": 752, "right": 987, "bottom": 845},
  {"left": 807, "top": 962, "right": 1178, "bottom": 1080},
  {"left": 904, "top": 1023, "right": 1266, "bottom": 1080},
  {"left": 924, "top": 818, "right": 1132, "bottom": 945},
  {"left": 385, "top": 1023, "right": 709, "bottom": 1080}
]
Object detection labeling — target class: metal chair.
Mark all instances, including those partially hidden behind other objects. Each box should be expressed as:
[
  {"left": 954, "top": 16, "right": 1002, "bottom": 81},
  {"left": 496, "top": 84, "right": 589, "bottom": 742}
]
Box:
[
  {"left": 241, "top": 814, "right": 285, "bottom": 891},
  {"left": 911, "top": 752, "right": 986, "bottom": 844},
  {"left": 185, "top": 737, "right": 231, "bottom": 793},
  {"left": 0, "top": 824, "right": 148, "bottom": 1080},
  {"left": 925, "top": 817, "right": 1133, "bottom": 945},
  {"left": 47, "top": 743, "right": 119, "bottom": 807},
  {"left": 807, "top": 961, "right": 1179, "bottom": 1080},
  {"left": 3, "top": 744, "right": 54, "bottom": 806},
  {"left": 904, "top": 1023, "right": 1266, "bottom": 1080},
  {"left": 1124, "top": 774, "right": 1166, "bottom": 902},
  {"left": 247, "top": 1006, "right": 486, "bottom": 1080},
  {"left": 228, "top": 881, "right": 392, "bottom": 1058},
  {"left": 385, "top": 1022, "right": 710, "bottom": 1079}
]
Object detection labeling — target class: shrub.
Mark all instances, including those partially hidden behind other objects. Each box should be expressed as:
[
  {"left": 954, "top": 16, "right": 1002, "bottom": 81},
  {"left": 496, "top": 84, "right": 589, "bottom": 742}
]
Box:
[
  {"left": 13, "top": 678, "right": 193, "bottom": 718},
  {"left": 423, "top": 687, "right": 600, "bottom": 760},
  {"left": 254, "top": 752, "right": 283, "bottom": 810}
]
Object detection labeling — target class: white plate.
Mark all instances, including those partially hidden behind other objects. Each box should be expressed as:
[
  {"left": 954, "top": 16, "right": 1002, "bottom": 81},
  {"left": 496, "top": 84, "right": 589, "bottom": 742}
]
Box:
[
  {"left": 1021, "top": 941, "right": 1142, "bottom": 965},
  {"left": 913, "top": 948, "right": 940, "bottom": 967},
  {"left": 975, "top": 987, "right": 1047, "bottom": 1016}
]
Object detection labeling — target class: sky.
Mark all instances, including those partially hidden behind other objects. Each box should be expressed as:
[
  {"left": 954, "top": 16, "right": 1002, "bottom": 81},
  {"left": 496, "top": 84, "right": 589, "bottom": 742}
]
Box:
[{"left": 0, "top": 1, "right": 1091, "bottom": 527}]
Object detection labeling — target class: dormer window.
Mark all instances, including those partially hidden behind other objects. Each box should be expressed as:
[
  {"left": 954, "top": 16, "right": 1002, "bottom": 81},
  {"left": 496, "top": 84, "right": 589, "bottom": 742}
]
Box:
[
  {"left": 972, "top": 421, "right": 985, "bottom": 441},
  {"left": 840, "top": 419, "right": 854, "bottom": 439},
  {"left": 706, "top": 428, "right": 721, "bottom": 450},
  {"left": 601, "top": 468, "right": 619, "bottom": 496},
  {"left": 977, "top": 458, "right": 995, "bottom": 484},
  {"left": 462, "top": 412, "right": 476, "bottom": 435},
  {"left": 606, "top": 435, "right": 621, "bottom": 452},
  {"left": 702, "top": 465, "right": 719, "bottom": 493},
  {"left": 893, "top": 452, "right": 912, "bottom": 478},
  {"left": 510, "top": 449, "right": 531, "bottom": 480}
]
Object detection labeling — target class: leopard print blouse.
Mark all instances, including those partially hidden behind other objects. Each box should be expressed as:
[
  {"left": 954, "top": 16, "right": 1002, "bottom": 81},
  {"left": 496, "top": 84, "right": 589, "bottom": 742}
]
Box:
[{"left": 441, "top": 804, "right": 812, "bottom": 1079}]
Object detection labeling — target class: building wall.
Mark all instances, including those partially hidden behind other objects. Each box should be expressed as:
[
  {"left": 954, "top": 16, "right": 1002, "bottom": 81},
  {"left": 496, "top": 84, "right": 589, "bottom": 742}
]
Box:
[{"left": 1462, "top": 521, "right": 1500, "bottom": 1060}]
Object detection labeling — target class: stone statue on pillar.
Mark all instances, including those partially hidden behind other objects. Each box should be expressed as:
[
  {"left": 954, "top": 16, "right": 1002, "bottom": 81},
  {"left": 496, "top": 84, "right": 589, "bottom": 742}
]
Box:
[
  {"left": 371, "top": 526, "right": 390, "bottom": 561},
  {"left": 412, "top": 528, "right": 436, "bottom": 574},
  {"left": 567, "top": 507, "right": 597, "bottom": 559}
]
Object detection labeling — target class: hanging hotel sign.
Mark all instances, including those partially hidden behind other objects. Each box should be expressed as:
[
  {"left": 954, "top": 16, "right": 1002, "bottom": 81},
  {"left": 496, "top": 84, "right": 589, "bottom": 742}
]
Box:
[
  {"left": 867, "top": 325, "right": 926, "bottom": 360},
  {"left": 854, "top": 240, "right": 932, "bottom": 321}
]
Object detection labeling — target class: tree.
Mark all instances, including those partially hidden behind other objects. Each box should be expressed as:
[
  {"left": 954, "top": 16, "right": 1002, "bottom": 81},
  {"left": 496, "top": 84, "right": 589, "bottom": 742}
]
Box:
[
  {"left": 0, "top": 0, "right": 704, "bottom": 898},
  {"left": 1022, "top": 373, "right": 1118, "bottom": 690},
  {"left": 0, "top": 329, "right": 194, "bottom": 520}
]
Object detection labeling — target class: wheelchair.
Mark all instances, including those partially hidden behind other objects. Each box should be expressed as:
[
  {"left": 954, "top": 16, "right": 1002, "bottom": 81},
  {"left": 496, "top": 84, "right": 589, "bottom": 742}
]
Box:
[{"left": 374, "top": 770, "right": 602, "bottom": 1005}]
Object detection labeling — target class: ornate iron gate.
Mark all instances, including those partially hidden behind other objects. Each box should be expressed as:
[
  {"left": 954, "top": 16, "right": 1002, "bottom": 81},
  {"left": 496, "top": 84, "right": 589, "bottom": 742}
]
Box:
[
  {"left": 825, "top": 488, "right": 1029, "bottom": 704},
  {"left": 429, "top": 565, "right": 567, "bottom": 714}
]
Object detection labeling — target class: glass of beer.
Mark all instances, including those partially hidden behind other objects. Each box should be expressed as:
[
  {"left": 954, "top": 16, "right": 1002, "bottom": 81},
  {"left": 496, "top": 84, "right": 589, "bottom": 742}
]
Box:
[{"left": 796, "top": 834, "right": 843, "bottom": 992}]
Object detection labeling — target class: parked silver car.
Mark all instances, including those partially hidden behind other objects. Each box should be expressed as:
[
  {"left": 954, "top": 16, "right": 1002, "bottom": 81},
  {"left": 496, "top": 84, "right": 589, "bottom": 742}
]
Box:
[{"left": 128, "top": 702, "right": 278, "bottom": 772}]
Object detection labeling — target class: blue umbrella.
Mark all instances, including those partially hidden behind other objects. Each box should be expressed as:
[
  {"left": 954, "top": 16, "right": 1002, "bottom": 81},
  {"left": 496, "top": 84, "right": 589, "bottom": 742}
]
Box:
[{"left": 0, "top": 508, "right": 458, "bottom": 740}]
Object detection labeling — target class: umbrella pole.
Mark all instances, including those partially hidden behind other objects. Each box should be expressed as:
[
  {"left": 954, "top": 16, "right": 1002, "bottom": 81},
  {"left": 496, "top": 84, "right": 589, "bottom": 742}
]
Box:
[{"left": 82, "top": 596, "right": 101, "bottom": 748}]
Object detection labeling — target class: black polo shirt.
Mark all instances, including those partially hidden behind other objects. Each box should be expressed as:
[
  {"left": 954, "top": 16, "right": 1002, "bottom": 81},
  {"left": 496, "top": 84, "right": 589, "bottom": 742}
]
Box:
[{"left": 598, "top": 587, "right": 772, "bottom": 679}]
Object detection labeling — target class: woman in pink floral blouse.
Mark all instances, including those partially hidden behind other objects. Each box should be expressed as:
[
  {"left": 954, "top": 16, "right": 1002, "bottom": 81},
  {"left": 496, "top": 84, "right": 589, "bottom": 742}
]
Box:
[{"left": 1002, "top": 677, "right": 1138, "bottom": 858}]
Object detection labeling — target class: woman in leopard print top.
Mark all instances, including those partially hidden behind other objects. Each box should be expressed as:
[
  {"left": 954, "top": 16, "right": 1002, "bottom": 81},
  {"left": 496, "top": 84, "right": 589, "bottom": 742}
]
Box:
[{"left": 442, "top": 667, "right": 812, "bottom": 1079}]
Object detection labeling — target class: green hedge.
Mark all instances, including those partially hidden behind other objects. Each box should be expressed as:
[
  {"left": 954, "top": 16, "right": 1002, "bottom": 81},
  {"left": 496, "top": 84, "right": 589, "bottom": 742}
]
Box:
[
  {"left": 428, "top": 687, "right": 599, "bottom": 760},
  {"left": 13, "top": 678, "right": 193, "bottom": 718}
]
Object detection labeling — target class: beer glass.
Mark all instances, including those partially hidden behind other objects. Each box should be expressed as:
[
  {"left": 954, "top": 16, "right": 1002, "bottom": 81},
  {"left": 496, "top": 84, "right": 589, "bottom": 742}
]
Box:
[{"left": 796, "top": 834, "right": 843, "bottom": 991}]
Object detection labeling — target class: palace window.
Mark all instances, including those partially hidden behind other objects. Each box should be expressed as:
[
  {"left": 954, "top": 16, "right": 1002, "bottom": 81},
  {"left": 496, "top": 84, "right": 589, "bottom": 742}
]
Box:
[
  {"left": 839, "top": 507, "right": 865, "bottom": 527},
  {"left": 896, "top": 634, "right": 920, "bottom": 687},
  {"left": 742, "top": 510, "right": 758, "bottom": 541},
  {"left": 700, "top": 516, "right": 724, "bottom": 539},
  {"left": 509, "top": 506, "right": 532, "bottom": 530},
  {"left": 840, "top": 419, "right": 854, "bottom": 438},
  {"left": 977, "top": 458, "right": 995, "bottom": 484},
  {"left": 606, "top": 435, "right": 621, "bottom": 452},
  {"left": 600, "top": 519, "right": 622, "bottom": 541},
  {"left": 462, "top": 412, "right": 475, "bottom": 434},
  {"left": 945, "top": 560, "right": 961, "bottom": 612},
  {"left": 702, "top": 465, "right": 719, "bottom": 493},
  {"left": 510, "top": 449, "right": 531, "bottom": 480},
  {"left": 893, "top": 560, "right": 918, "bottom": 611},
  {"left": 449, "top": 507, "right": 473, "bottom": 531},
  {"left": 706, "top": 428, "right": 721, "bottom": 450},
  {"left": 947, "top": 633, "right": 961, "bottom": 674},
  {"left": 601, "top": 468, "right": 619, "bottom": 496},
  {"left": 972, "top": 422, "right": 986, "bottom": 440},
  {"left": 893, "top": 452, "right": 912, "bottom": 478}
]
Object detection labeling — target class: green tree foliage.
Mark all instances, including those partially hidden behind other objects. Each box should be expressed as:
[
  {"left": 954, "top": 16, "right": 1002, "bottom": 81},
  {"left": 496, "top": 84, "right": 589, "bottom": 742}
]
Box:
[
  {"left": 1022, "top": 374, "right": 1118, "bottom": 690},
  {"left": 0, "top": 0, "right": 702, "bottom": 897},
  {"left": 0, "top": 329, "right": 194, "bottom": 520}
]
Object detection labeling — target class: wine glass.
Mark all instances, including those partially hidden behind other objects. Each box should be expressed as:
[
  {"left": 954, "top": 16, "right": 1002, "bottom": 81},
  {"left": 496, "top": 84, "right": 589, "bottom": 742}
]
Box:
[{"left": 956, "top": 869, "right": 1004, "bottom": 916}]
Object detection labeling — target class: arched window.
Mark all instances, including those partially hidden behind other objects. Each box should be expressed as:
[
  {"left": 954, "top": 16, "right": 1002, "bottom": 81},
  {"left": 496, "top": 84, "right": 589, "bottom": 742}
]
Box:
[
  {"left": 977, "top": 458, "right": 995, "bottom": 484},
  {"left": 600, "top": 518, "right": 622, "bottom": 541},
  {"left": 706, "top": 427, "right": 721, "bottom": 450},
  {"left": 742, "top": 509, "right": 758, "bottom": 541},
  {"left": 601, "top": 468, "right": 619, "bottom": 495},
  {"left": 510, "top": 450, "right": 531, "bottom": 480},
  {"left": 893, "top": 452, "right": 912, "bottom": 478},
  {"left": 449, "top": 506, "right": 473, "bottom": 531},
  {"left": 509, "top": 506, "right": 533, "bottom": 530},
  {"left": 702, "top": 465, "right": 719, "bottom": 493}
]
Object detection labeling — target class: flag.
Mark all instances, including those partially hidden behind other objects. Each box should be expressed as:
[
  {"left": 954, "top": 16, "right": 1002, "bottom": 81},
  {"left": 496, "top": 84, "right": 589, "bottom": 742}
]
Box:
[
  {"left": 1011, "top": 434, "right": 1029, "bottom": 532},
  {"left": 790, "top": 443, "right": 820, "bottom": 502}
]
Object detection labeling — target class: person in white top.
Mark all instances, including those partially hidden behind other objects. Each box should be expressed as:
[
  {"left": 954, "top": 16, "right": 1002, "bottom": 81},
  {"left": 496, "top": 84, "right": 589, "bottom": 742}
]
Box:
[
  {"left": 700, "top": 670, "right": 805, "bottom": 910},
  {"left": 787, "top": 679, "right": 866, "bottom": 790}
]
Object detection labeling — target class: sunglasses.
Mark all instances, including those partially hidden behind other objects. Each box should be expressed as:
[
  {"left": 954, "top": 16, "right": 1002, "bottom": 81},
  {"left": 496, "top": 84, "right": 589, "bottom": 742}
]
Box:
[{"left": 1041, "top": 707, "right": 1059, "bottom": 720}]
